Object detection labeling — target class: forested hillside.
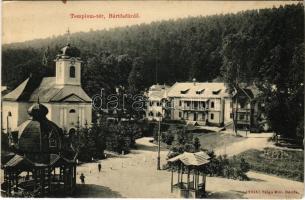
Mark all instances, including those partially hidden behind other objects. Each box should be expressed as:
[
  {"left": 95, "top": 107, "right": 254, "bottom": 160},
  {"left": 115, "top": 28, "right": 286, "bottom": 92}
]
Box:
[{"left": 2, "top": 4, "right": 304, "bottom": 139}]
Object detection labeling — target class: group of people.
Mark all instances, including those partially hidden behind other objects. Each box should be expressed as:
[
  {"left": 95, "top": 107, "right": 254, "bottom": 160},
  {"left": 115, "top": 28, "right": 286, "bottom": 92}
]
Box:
[{"left": 79, "top": 163, "right": 102, "bottom": 184}]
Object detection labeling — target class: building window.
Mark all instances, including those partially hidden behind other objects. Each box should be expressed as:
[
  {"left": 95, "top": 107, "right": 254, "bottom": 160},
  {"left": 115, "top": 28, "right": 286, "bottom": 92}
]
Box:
[
  {"left": 149, "top": 101, "right": 153, "bottom": 106},
  {"left": 230, "top": 113, "right": 233, "bottom": 119},
  {"left": 69, "top": 109, "right": 76, "bottom": 113},
  {"left": 179, "top": 112, "right": 182, "bottom": 118},
  {"left": 49, "top": 138, "right": 56, "bottom": 148},
  {"left": 70, "top": 66, "right": 76, "bottom": 78},
  {"left": 179, "top": 101, "right": 182, "bottom": 107},
  {"left": 157, "top": 102, "right": 161, "bottom": 106},
  {"left": 211, "top": 101, "right": 215, "bottom": 108},
  {"left": 240, "top": 114, "right": 245, "bottom": 120},
  {"left": 210, "top": 113, "right": 214, "bottom": 120},
  {"left": 49, "top": 131, "right": 57, "bottom": 148},
  {"left": 149, "top": 112, "right": 153, "bottom": 117},
  {"left": 157, "top": 112, "right": 162, "bottom": 117}
]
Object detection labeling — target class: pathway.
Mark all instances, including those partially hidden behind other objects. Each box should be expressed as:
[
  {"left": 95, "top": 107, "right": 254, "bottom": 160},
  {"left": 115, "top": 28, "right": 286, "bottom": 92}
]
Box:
[{"left": 74, "top": 137, "right": 304, "bottom": 198}]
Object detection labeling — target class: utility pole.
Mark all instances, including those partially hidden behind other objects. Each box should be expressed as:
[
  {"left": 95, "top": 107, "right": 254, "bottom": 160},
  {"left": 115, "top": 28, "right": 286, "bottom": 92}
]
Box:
[
  {"left": 157, "top": 116, "right": 161, "bottom": 170},
  {"left": 7, "top": 112, "right": 12, "bottom": 145}
]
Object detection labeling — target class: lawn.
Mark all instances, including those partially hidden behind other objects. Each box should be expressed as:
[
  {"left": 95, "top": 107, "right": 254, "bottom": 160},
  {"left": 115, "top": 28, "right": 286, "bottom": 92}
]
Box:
[
  {"left": 235, "top": 148, "right": 304, "bottom": 182},
  {"left": 193, "top": 132, "right": 245, "bottom": 151}
]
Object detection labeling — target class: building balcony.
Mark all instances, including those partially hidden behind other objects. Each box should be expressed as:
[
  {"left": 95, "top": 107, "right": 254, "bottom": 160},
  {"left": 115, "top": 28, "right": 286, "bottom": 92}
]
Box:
[
  {"left": 236, "top": 119, "right": 250, "bottom": 124},
  {"left": 181, "top": 106, "right": 207, "bottom": 111},
  {"left": 233, "top": 108, "right": 251, "bottom": 113}
]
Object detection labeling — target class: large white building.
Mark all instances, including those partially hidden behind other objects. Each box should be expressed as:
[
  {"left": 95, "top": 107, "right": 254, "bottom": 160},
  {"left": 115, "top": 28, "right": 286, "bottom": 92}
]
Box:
[
  {"left": 2, "top": 43, "right": 92, "bottom": 134},
  {"left": 167, "top": 82, "right": 233, "bottom": 126}
]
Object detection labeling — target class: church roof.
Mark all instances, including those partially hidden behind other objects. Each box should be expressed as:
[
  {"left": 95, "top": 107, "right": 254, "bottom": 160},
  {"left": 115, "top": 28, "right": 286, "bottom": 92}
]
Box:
[
  {"left": 57, "top": 44, "right": 81, "bottom": 59},
  {"left": 3, "top": 77, "right": 91, "bottom": 103}
]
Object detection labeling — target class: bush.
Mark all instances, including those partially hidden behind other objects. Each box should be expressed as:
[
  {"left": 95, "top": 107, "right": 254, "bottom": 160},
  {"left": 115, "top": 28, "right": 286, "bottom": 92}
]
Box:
[{"left": 205, "top": 151, "right": 250, "bottom": 181}]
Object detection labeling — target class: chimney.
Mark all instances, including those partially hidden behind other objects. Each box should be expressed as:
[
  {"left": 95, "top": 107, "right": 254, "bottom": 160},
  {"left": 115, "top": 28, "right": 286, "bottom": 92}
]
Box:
[{"left": 192, "top": 78, "right": 196, "bottom": 86}]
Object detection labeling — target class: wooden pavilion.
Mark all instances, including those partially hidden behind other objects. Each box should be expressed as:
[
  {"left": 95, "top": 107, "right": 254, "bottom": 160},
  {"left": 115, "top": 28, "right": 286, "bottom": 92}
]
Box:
[
  {"left": 1, "top": 102, "right": 77, "bottom": 197},
  {"left": 168, "top": 151, "right": 210, "bottom": 198}
]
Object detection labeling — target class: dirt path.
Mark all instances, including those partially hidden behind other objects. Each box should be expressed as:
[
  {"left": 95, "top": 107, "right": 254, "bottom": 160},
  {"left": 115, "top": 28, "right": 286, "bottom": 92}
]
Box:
[{"left": 75, "top": 137, "right": 303, "bottom": 198}]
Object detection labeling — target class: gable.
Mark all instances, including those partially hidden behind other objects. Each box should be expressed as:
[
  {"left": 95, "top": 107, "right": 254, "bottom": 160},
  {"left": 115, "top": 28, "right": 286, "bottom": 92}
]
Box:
[{"left": 59, "top": 94, "right": 87, "bottom": 102}]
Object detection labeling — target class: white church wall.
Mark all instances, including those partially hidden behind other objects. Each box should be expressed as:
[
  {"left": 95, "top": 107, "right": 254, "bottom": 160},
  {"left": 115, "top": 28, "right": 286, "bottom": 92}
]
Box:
[
  {"left": 46, "top": 102, "right": 92, "bottom": 132},
  {"left": 55, "top": 59, "right": 81, "bottom": 86},
  {"left": 2, "top": 101, "right": 31, "bottom": 132}
]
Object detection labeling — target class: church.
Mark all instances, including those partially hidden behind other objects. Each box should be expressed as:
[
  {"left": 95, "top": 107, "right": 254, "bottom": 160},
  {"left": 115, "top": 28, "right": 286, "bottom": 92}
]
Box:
[{"left": 2, "top": 42, "right": 92, "bottom": 134}]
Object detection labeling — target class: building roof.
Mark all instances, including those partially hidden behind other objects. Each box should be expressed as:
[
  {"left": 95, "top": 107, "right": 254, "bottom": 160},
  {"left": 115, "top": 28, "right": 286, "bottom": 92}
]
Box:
[
  {"left": 50, "top": 154, "right": 74, "bottom": 166},
  {"left": 57, "top": 44, "right": 81, "bottom": 59},
  {"left": 3, "top": 77, "right": 91, "bottom": 103},
  {"left": 167, "top": 82, "right": 230, "bottom": 99},
  {"left": 4, "top": 154, "right": 34, "bottom": 169},
  {"left": 12, "top": 103, "right": 63, "bottom": 157},
  {"left": 168, "top": 151, "right": 210, "bottom": 166},
  {"left": 147, "top": 84, "right": 170, "bottom": 100}
]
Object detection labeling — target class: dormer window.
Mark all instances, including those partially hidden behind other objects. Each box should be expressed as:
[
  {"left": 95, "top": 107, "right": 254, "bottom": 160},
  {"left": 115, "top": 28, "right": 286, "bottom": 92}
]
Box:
[
  {"left": 180, "top": 89, "right": 190, "bottom": 94},
  {"left": 212, "top": 89, "right": 221, "bottom": 95},
  {"left": 49, "top": 131, "right": 57, "bottom": 148},
  {"left": 196, "top": 89, "right": 205, "bottom": 95},
  {"left": 49, "top": 138, "right": 56, "bottom": 148},
  {"left": 70, "top": 66, "right": 76, "bottom": 78}
]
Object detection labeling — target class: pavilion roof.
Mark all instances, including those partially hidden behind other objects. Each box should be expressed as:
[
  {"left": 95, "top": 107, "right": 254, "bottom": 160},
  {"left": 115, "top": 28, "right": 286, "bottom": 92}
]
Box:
[
  {"left": 50, "top": 154, "right": 74, "bottom": 166},
  {"left": 168, "top": 151, "right": 210, "bottom": 166},
  {"left": 4, "top": 154, "right": 34, "bottom": 169}
]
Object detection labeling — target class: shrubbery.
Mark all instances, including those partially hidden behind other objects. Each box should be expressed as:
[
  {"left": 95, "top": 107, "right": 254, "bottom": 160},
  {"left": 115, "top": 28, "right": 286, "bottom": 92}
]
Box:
[
  {"left": 204, "top": 152, "right": 250, "bottom": 181},
  {"left": 71, "top": 120, "right": 142, "bottom": 162},
  {"left": 166, "top": 132, "right": 250, "bottom": 181},
  {"left": 236, "top": 148, "right": 304, "bottom": 182}
]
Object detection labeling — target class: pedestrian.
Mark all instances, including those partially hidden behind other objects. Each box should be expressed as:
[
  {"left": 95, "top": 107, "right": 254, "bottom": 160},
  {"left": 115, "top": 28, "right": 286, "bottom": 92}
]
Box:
[
  {"left": 98, "top": 163, "right": 102, "bottom": 172},
  {"left": 80, "top": 173, "right": 85, "bottom": 184}
]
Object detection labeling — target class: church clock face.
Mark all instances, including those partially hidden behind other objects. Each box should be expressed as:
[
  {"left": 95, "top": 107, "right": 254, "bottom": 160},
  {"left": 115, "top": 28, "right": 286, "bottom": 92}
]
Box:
[{"left": 70, "top": 58, "right": 76, "bottom": 65}]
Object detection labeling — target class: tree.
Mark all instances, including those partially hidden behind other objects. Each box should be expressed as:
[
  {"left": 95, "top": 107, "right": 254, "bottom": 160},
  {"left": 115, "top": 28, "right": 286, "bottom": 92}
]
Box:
[
  {"left": 193, "top": 137, "right": 201, "bottom": 152},
  {"left": 128, "top": 57, "right": 147, "bottom": 93}
]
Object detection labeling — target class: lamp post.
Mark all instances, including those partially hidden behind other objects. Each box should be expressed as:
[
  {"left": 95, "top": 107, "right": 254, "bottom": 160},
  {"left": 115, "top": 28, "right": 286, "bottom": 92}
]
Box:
[
  {"left": 157, "top": 112, "right": 162, "bottom": 170},
  {"left": 7, "top": 111, "right": 12, "bottom": 145}
]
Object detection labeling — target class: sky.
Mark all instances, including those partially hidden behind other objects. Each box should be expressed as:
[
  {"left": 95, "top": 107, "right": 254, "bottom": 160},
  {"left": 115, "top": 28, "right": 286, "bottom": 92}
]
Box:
[{"left": 2, "top": 1, "right": 299, "bottom": 44}]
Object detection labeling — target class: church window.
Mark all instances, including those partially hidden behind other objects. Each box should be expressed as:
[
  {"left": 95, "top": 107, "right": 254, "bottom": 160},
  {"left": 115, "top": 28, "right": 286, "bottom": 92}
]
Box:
[
  {"left": 69, "top": 109, "right": 76, "bottom": 113},
  {"left": 70, "top": 66, "right": 76, "bottom": 78}
]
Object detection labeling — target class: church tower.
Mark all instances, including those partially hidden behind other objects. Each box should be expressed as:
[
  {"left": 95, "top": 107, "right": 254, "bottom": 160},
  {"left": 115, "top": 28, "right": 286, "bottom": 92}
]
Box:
[{"left": 55, "top": 31, "right": 82, "bottom": 86}]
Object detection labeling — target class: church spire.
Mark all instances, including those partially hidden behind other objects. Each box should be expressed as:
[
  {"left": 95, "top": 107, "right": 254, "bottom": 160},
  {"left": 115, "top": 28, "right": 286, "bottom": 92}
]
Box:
[{"left": 66, "top": 28, "right": 71, "bottom": 45}]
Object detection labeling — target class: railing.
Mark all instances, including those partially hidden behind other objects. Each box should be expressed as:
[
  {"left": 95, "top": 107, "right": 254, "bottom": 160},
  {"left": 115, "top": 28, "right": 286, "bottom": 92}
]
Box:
[
  {"left": 236, "top": 119, "right": 250, "bottom": 124},
  {"left": 182, "top": 106, "right": 207, "bottom": 111}
]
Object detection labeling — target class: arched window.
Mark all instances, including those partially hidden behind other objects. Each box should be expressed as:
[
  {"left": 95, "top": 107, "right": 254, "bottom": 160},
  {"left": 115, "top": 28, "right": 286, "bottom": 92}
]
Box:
[
  {"left": 69, "top": 109, "right": 76, "bottom": 113},
  {"left": 70, "top": 66, "right": 76, "bottom": 78},
  {"left": 49, "top": 131, "right": 57, "bottom": 148}
]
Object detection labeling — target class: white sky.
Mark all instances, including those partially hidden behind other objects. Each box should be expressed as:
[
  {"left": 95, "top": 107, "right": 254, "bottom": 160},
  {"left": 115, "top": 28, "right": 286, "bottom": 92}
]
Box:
[{"left": 2, "top": 1, "right": 299, "bottom": 44}]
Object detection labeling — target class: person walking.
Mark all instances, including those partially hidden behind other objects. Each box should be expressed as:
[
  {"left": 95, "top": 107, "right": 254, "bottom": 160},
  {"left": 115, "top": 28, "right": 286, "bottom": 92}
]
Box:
[
  {"left": 98, "top": 163, "right": 102, "bottom": 172},
  {"left": 80, "top": 173, "right": 85, "bottom": 184}
]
